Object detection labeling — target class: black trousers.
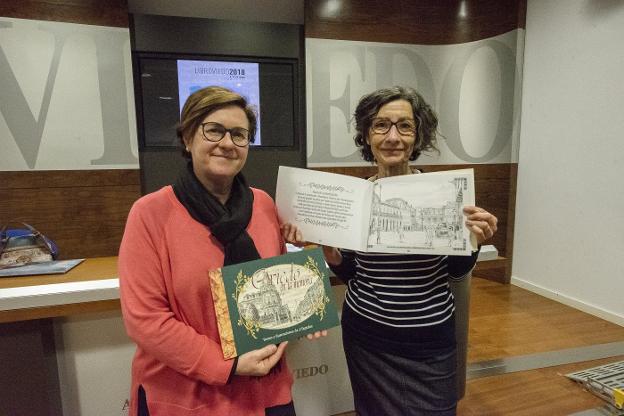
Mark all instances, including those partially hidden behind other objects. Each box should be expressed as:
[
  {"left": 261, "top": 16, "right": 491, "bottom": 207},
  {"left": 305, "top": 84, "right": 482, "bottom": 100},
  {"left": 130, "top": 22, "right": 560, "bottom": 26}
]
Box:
[{"left": 137, "top": 385, "right": 296, "bottom": 416}]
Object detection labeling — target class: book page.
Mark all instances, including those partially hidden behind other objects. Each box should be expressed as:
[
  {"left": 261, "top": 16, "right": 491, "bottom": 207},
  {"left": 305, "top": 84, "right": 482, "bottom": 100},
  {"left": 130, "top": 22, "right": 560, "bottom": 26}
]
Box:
[
  {"left": 367, "top": 169, "right": 476, "bottom": 255},
  {"left": 276, "top": 166, "right": 372, "bottom": 251}
]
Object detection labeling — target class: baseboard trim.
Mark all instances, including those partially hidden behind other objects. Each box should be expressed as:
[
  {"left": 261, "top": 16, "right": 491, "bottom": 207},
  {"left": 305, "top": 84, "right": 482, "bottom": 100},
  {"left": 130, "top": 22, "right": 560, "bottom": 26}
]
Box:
[{"left": 510, "top": 276, "right": 624, "bottom": 327}]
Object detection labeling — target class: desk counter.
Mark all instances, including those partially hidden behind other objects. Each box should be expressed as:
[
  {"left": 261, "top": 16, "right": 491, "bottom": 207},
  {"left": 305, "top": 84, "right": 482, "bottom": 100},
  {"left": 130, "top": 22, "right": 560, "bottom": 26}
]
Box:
[
  {"left": 0, "top": 257, "right": 120, "bottom": 323},
  {"left": 0, "top": 254, "right": 504, "bottom": 324}
]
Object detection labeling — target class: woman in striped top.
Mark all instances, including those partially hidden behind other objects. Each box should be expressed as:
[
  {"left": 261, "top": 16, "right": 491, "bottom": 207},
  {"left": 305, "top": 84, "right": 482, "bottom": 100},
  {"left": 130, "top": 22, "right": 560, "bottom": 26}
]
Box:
[{"left": 324, "top": 86, "right": 498, "bottom": 416}]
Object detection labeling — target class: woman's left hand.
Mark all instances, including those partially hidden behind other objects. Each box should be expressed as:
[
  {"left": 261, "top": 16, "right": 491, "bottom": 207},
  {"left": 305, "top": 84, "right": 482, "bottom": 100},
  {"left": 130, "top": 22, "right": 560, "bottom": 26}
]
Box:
[
  {"left": 306, "top": 330, "right": 328, "bottom": 340},
  {"left": 463, "top": 206, "right": 498, "bottom": 245},
  {"left": 280, "top": 223, "right": 305, "bottom": 247}
]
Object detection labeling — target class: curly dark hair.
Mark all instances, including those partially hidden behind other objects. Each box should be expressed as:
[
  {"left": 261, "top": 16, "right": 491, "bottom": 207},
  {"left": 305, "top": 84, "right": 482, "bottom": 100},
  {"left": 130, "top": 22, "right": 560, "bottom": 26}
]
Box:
[
  {"left": 177, "top": 86, "right": 257, "bottom": 159},
  {"left": 353, "top": 86, "right": 439, "bottom": 162}
]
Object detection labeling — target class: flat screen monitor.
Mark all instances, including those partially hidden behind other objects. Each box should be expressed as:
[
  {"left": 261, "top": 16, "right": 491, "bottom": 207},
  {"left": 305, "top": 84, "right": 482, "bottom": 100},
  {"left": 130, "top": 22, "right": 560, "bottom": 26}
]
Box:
[{"left": 136, "top": 54, "right": 298, "bottom": 148}]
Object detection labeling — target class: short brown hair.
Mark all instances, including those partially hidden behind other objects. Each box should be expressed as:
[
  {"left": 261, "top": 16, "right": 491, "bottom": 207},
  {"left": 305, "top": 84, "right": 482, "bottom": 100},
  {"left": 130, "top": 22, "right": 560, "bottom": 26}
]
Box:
[
  {"left": 176, "top": 86, "right": 257, "bottom": 158},
  {"left": 353, "top": 86, "right": 439, "bottom": 162}
]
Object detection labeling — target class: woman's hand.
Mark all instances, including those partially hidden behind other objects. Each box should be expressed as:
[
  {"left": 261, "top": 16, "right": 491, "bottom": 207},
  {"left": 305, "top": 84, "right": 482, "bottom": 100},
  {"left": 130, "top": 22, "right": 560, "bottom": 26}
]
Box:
[
  {"left": 463, "top": 206, "right": 498, "bottom": 245},
  {"left": 305, "top": 330, "right": 328, "bottom": 340},
  {"left": 280, "top": 223, "right": 305, "bottom": 247},
  {"left": 235, "top": 342, "right": 288, "bottom": 376}
]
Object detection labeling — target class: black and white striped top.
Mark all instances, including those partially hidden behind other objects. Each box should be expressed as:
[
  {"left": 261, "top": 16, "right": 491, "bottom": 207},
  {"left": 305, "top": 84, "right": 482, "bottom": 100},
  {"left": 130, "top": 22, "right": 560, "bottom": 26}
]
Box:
[{"left": 331, "top": 249, "right": 478, "bottom": 355}]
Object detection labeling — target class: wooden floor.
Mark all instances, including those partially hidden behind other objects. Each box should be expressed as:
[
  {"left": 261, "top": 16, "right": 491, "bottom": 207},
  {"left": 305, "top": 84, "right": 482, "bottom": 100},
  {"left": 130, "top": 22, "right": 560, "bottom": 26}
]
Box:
[
  {"left": 460, "top": 277, "right": 624, "bottom": 415},
  {"left": 338, "top": 277, "right": 624, "bottom": 416},
  {"left": 459, "top": 355, "right": 624, "bottom": 415},
  {"left": 467, "top": 278, "right": 624, "bottom": 362}
]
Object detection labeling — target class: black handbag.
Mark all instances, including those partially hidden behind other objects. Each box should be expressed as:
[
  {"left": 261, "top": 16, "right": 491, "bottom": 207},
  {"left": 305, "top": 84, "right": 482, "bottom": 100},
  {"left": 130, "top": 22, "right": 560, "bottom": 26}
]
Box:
[{"left": 0, "top": 222, "right": 59, "bottom": 269}]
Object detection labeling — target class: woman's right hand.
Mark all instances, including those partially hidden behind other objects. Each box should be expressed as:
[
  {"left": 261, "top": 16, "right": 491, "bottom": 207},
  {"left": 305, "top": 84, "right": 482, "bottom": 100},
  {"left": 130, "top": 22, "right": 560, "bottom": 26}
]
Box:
[
  {"left": 235, "top": 342, "right": 288, "bottom": 377},
  {"left": 280, "top": 223, "right": 305, "bottom": 247}
]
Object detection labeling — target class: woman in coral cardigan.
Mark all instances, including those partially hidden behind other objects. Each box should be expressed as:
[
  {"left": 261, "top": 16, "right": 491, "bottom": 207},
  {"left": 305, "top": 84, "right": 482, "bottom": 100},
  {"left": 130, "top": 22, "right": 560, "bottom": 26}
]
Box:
[{"left": 119, "top": 86, "right": 316, "bottom": 416}]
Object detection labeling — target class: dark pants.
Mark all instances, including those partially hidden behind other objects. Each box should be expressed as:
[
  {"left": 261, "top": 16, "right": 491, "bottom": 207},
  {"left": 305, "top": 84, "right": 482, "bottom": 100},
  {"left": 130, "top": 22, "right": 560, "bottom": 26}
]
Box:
[
  {"left": 343, "top": 334, "right": 458, "bottom": 416},
  {"left": 138, "top": 385, "right": 296, "bottom": 415}
]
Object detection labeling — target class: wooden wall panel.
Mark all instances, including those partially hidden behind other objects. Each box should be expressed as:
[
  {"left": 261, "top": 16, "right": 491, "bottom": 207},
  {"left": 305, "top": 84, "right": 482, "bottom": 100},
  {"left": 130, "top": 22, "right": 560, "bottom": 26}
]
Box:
[
  {"left": 0, "top": 0, "right": 129, "bottom": 27},
  {"left": 0, "top": 170, "right": 141, "bottom": 259},
  {"left": 306, "top": 0, "right": 526, "bottom": 44}
]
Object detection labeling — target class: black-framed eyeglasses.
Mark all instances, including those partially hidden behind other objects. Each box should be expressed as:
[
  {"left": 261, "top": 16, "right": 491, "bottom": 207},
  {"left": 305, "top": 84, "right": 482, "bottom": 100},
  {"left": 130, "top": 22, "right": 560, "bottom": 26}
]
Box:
[
  {"left": 200, "top": 122, "right": 250, "bottom": 147},
  {"left": 370, "top": 118, "right": 416, "bottom": 136}
]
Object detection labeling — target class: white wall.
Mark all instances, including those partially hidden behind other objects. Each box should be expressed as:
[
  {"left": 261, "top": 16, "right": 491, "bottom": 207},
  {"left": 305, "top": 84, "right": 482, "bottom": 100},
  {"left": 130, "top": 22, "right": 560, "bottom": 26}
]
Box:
[
  {"left": 0, "top": 18, "right": 138, "bottom": 170},
  {"left": 513, "top": 0, "right": 624, "bottom": 325}
]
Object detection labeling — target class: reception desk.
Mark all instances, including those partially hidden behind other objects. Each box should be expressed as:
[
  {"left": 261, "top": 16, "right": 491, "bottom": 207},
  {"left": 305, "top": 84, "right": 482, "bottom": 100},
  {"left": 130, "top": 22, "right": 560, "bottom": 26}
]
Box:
[{"left": 0, "top": 257, "right": 121, "bottom": 323}]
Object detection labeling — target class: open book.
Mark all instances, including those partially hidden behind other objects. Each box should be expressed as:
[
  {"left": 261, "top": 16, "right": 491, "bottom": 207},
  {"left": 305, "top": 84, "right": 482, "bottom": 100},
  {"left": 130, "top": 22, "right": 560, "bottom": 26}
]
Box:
[{"left": 276, "top": 166, "right": 477, "bottom": 256}]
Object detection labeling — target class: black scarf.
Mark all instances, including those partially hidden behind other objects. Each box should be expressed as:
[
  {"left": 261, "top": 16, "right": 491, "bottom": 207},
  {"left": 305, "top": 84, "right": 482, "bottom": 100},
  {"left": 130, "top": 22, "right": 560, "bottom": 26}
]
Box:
[{"left": 173, "top": 162, "right": 260, "bottom": 266}]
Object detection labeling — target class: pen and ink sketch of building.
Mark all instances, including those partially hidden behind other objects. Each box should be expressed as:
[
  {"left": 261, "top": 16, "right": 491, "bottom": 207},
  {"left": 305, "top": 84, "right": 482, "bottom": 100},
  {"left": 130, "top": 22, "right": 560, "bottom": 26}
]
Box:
[
  {"left": 237, "top": 267, "right": 325, "bottom": 329},
  {"left": 293, "top": 278, "right": 324, "bottom": 321},
  {"left": 238, "top": 276, "right": 292, "bottom": 329},
  {"left": 368, "top": 178, "right": 467, "bottom": 250}
]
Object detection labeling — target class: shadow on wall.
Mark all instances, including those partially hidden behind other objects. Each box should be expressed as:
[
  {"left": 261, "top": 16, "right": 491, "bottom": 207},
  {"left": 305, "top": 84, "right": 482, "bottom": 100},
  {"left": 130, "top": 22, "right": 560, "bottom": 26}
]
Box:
[{"left": 584, "top": 0, "right": 624, "bottom": 19}]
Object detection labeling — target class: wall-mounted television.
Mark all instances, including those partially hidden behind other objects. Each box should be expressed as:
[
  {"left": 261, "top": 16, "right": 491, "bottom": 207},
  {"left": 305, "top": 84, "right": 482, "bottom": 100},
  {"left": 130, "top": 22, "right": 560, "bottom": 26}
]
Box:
[{"left": 135, "top": 53, "right": 298, "bottom": 149}]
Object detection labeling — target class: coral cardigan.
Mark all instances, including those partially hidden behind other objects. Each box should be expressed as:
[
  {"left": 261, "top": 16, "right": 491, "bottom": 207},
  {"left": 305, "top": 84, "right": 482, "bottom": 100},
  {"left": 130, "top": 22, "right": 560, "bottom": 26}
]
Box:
[{"left": 119, "top": 186, "right": 293, "bottom": 416}]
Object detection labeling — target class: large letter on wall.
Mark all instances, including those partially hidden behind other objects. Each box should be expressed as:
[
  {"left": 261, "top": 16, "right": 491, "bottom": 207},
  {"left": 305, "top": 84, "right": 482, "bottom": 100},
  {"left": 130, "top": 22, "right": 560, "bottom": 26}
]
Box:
[
  {"left": 307, "top": 42, "right": 366, "bottom": 165},
  {"left": 306, "top": 31, "right": 522, "bottom": 167},
  {"left": 0, "top": 20, "right": 67, "bottom": 168},
  {"left": 0, "top": 18, "right": 138, "bottom": 170},
  {"left": 92, "top": 30, "right": 137, "bottom": 165},
  {"left": 439, "top": 39, "right": 517, "bottom": 162}
]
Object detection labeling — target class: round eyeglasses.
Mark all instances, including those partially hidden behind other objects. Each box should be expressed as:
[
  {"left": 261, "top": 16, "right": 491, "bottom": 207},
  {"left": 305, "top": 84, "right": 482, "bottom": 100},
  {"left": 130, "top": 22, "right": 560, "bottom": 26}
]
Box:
[
  {"left": 370, "top": 118, "right": 416, "bottom": 136},
  {"left": 200, "top": 122, "right": 250, "bottom": 147}
]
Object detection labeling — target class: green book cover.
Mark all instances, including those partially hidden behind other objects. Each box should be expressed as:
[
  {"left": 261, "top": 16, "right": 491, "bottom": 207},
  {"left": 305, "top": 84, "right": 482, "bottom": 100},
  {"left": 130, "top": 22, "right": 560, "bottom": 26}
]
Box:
[{"left": 209, "top": 247, "right": 340, "bottom": 359}]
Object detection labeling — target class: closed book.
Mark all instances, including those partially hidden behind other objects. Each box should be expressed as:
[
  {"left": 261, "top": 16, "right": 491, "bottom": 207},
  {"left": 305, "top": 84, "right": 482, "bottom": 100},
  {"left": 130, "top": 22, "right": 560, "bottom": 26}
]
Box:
[{"left": 209, "top": 247, "right": 340, "bottom": 359}]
